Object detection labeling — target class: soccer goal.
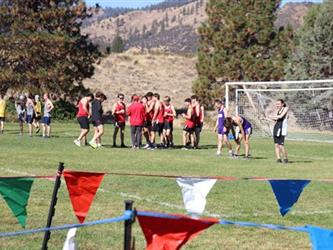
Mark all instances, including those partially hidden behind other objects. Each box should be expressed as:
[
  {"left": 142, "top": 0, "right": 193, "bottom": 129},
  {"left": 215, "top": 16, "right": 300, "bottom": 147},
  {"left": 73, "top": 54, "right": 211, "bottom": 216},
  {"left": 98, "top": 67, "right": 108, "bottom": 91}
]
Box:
[{"left": 225, "top": 80, "right": 333, "bottom": 143}]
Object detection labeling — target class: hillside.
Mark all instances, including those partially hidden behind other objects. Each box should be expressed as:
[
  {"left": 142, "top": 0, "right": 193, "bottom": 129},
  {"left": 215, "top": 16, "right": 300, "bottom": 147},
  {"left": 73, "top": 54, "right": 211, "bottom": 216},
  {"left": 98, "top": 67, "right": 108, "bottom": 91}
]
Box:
[
  {"left": 83, "top": 1, "right": 314, "bottom": 53},
  {"left": 83, "top": 50, "right": 197, "bottom": 110}
]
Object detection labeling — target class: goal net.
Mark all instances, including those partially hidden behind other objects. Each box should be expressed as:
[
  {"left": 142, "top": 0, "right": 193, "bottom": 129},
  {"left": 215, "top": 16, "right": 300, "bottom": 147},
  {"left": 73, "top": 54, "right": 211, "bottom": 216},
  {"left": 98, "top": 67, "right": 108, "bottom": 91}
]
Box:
[{"left": 225, "top": 80, "right": 333, "bottom": 143}]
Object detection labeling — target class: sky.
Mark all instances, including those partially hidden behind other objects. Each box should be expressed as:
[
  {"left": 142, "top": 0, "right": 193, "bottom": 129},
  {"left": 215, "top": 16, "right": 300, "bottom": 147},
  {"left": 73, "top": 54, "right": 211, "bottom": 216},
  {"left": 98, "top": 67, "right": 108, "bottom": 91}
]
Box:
[{"left": 85, "top": 0, "right": 323, "bottom": 9}]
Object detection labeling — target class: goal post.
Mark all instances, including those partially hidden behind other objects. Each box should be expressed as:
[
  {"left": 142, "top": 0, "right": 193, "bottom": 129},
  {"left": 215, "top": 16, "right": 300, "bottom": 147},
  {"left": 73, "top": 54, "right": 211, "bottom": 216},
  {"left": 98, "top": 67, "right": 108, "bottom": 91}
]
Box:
[{"left": 225, "top": 80, "right": 333, "bottom": 142}]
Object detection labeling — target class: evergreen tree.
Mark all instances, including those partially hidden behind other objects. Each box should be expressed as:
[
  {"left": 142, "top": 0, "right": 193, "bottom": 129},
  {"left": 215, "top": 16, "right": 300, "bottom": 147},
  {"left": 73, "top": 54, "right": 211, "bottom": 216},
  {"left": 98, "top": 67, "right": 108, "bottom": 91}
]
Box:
[
  {"left": 285, "top": 1, "right": 333, "bottom": 80},
  {"left": 0, "top": 0, "right": 101, "bottom": 96},
  {"left": 111, "top": 35, "right": 125, "bottom": 53},
  {"left": 285, "top": 1, "right": 333, "bottom": 126},
  {"left": 194, "top": 0, "right": 293, "bottom": 108}
]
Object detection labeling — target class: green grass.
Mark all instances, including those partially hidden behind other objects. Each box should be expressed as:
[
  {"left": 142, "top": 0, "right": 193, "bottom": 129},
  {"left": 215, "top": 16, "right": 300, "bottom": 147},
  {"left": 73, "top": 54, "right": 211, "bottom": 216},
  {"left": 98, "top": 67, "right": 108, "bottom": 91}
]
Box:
[{"left": 0, "top": 122, "right": 332, "bottom": 250}]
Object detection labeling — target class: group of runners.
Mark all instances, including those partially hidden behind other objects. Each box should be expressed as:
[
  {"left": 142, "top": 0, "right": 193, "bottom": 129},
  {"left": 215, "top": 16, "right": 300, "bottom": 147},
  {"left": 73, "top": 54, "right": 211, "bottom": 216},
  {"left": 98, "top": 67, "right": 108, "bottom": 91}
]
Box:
[
  {"left": 0, "top": 91, "right": 289, "bottom": 163},
  {"left": 0, "top": 93, "right": 54, "bottom": 138}
]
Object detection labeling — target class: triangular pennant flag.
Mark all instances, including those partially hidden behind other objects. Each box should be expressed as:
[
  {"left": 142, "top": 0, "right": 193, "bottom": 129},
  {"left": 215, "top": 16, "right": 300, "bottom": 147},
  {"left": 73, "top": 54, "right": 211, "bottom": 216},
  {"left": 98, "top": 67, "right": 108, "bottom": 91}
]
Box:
[
  {"left": 137, "top": 212, "right": 218, "bottom": 250},
  {"left": 307, "top": 225, "right": 333, "bottom": 250},
  {"left": 268, "top": 180, "right": 311, "bottom": 216},
  {"left": 176, "top": 178, "right": 217, "bottom": 216},
  {"left": 63, "top": 228, "right": 77, "bottom": 250},
  {"left": 0, "top": 178, "right": 34, "bottom": 228},
  {"left": 63, "top": 171, "right": 105, "bottom": 223}
]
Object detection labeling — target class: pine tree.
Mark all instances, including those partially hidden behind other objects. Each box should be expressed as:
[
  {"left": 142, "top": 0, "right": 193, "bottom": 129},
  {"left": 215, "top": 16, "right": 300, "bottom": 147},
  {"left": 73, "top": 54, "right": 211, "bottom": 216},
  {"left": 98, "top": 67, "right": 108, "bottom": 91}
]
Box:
[
  {"left": 285, "top": 1, "right": 333, "bottom": 124},
  {"left": 194, "top": 0, "right": 293, "bottom": 108},
  {"left": 285, "top": 1, "right": 333, "bottom": 80},
  {"left": 111, "top": 35, "right": 125, "bottom": 53},
  {"left": 0, "top": 0, "right": 101, "bottom": 96}
]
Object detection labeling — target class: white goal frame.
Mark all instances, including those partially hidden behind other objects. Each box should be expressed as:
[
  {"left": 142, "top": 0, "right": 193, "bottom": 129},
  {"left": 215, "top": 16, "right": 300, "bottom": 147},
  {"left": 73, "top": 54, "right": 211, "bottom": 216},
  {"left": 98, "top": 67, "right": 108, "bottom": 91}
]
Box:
[
  {"left": 225, "top": 79, "right": 333, "bottom": 109},
  {"left": 234, "top": 86, "right": 333, "bottom": 116}
]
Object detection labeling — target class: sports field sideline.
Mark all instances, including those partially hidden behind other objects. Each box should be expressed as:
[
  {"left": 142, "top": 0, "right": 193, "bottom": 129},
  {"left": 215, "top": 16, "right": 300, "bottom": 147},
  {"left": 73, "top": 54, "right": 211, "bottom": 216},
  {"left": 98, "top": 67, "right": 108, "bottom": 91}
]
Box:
[{"left": 0, "top": 122, "right": 333, "bottom": 249}]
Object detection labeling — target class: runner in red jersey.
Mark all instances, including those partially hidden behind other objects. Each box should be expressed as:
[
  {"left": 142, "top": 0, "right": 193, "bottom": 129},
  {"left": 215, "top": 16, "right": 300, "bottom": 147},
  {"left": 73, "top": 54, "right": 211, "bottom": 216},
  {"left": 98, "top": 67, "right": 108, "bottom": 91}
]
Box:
[
  {"left": 163, "top": 96, "right": 176, "bottom": 148},
  {"left": 143, "top": 92, "right": 154, "bottom": 148},
  {"left": 112, "top": 93, "right": 126, "bottom": 147},
  {"left": 74, "top": 93, "right": 94, "bottom": 147},
  {"left": 191, "top": 95, "right": 205, "bottom": 148},
  {"left": 127, "top": 95, "right": 145, "bottom": 149},
  {"left": 182, "top": 98, "right": 196, "bottom": 149},
  {"left": 151, "top": 93, "right": 165, "bottom": 148}
]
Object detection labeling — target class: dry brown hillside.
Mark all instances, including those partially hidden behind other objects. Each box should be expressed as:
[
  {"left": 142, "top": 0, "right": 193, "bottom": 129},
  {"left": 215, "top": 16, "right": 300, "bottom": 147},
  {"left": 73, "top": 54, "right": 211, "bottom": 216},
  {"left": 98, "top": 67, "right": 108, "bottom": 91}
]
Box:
[
  {"left": 83, "top": 1, "right": 314, "bottom": 53},
  {"left": 83, "top": 50, "right": 197, "bottom": 110}
]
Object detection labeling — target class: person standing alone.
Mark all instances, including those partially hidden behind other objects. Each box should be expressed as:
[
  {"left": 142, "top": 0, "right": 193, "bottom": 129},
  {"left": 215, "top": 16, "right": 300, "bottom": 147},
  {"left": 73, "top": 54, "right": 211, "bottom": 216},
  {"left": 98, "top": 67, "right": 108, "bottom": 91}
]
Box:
[
  {"left": 271, "top": 99, "right": 289, "bottom": 163},
  {"left": 0, "top": 94, "right": 6, "bottom": 134},
  {"left": 42, "top": 93, "right": 54, "bottom": 138}
]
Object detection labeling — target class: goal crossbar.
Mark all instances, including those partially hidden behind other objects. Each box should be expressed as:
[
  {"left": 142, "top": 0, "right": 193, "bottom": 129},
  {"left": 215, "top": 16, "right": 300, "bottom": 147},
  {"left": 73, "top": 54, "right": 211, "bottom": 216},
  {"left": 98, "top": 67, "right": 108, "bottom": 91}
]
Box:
[{"left": 225, "top": 79, "right": 333, "bottom": 108}]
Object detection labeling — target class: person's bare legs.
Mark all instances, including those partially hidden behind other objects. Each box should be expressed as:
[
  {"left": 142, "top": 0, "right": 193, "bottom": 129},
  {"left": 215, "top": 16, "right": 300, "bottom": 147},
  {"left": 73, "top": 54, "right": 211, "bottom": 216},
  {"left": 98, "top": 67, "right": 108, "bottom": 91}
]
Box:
[
  {"left": 120, "top": 127, "right": 125, "bottom": 146},
  {"left": 279, "top": 145, "right": 288, "bottom": 161},
  {"left": 113, "top": 126, "right": 119, "bottom": 146},
  {"left": 244, "top": 135, "right": 250, "bottom": 157},
  {"left": 275, "top": 144, "right": 281, "bottom": 160},
  {"left": 217, "top": 134, "right": 223, "bottom": 155},
  {"left": 77, "top": 129, "right": 89, "bottom": 142}
]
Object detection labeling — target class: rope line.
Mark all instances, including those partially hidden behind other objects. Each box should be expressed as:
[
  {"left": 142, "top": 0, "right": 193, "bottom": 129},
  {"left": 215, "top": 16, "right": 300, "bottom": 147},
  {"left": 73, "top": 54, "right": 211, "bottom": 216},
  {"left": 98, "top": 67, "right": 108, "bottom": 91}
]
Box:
[
  {"left": 136, "top": 211, "right": 309, "bottom": 232},
  {"left": 0, "top": 211, "right": 132, "bottom": 237},
  {"left": 1, "top": 171, "right": 333, "bottom": 183}
]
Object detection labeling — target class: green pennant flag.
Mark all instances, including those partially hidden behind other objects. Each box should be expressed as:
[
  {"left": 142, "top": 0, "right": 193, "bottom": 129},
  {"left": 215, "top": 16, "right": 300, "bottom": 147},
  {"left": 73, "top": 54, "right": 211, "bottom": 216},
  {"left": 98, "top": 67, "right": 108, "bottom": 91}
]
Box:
[{"left": 0, "top": 178, "right": 34, "bottom": 228}]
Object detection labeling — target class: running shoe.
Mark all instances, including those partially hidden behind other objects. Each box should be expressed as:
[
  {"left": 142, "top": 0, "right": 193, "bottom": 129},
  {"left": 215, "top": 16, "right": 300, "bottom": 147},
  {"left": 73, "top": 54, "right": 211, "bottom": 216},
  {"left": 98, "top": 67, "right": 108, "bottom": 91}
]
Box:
[
  {"left": 89, "top": 141, "right": 98, "bottom": 149},
  {"left": 74, "top": 139, "right": 81, "bottom": 147}
]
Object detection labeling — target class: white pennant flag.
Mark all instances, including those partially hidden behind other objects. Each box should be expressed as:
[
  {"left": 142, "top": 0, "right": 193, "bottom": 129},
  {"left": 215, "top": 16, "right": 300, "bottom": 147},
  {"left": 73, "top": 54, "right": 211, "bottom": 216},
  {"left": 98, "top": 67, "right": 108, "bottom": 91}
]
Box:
[
  {"left": 176, "top": 178, "right": 217, "bottom": 216},
  {"left": 63, "top": 228, "right": 77, "bottom": 250}
]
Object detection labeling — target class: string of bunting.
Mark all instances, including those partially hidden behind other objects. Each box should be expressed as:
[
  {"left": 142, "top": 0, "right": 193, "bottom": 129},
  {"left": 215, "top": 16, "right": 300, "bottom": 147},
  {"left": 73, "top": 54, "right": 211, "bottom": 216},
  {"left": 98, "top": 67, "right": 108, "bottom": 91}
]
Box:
[
  {"left": 1, "top": 169, "right": 333, "bottom": 250},
  {"left": 1, "top": 210, "right": 332, "bottom": 250},
  {"left": 0, "top": 170, "right": 332, "bottom": 228}
]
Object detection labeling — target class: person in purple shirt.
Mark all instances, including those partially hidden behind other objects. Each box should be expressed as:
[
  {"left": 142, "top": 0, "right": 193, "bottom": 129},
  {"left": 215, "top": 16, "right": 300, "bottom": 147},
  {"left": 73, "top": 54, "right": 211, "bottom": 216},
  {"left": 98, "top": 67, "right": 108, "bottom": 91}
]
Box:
[
  {"left": 213, "top": 99, "right": 233, "bottom": 157},
  {"left": 225, "top": 115, "right": 252, "bottom": 159}
]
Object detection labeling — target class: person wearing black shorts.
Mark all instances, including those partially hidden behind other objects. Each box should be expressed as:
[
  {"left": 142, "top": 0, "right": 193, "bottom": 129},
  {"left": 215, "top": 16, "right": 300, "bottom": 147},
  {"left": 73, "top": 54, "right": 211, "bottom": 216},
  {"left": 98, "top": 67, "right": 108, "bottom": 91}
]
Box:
[
  {"left": 163, "top": 96, "right": 176, "bottom": 147},
  {"left": 74, "top": 93, "right": 94, "bottom": 147},
  {"left": 271, "top": 99, "right": 289, "bottom": 164},
  {"left": 89, "top": 92, "right": 107, "bottom": 149}
]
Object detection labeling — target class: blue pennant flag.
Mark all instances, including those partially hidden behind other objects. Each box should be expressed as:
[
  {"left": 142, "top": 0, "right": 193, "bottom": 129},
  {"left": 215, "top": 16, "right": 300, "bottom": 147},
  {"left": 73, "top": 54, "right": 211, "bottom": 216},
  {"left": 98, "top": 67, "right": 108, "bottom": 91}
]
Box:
[
  {"left": 307, "top": 225, "right": 333, "bottom": 250},
  {"left": 268, "top": 180, "right": 311, "bottom": 216}
]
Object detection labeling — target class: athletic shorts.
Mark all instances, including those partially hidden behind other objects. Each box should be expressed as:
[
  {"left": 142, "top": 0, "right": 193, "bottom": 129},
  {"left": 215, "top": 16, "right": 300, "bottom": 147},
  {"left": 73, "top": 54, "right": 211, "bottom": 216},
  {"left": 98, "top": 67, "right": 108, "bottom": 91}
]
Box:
[
  {"left": 144, "top": 120, "right": 152, "bottom": 129},
  {"left": 115, "top": 121, "right": 125, "bottom": 129},
  {"left": 35, "top": 113, "right": 41, "bottom": 121},
  {"left": 26, "top": 115, "right": 34, "bottom": 124},
  {"left": 163, "top": 121, "right": 173, "bottom": 131},
  {"left": 0, "top": 117, "right": 4, "bottom": 122},
  {"left": 77, "top": 116, "right": 89, "bottom": 130},
  {"left": 217, "top": 127, "right": 225, "bottom": 135},
  {"left": 18, "top": 114, "right": 25, "bottom": 124},
  {"left": 152, "top": 122, "right": 164, "bottom": 134},
  {"left": 274, "top": 136, "right": 285, "bottom": 145},
  {"left": 244, "top": 127, "right": 252, "bottom": 135},
  {"left": 183, "top": 125, "right": 194, "bottom": 133},
  {"left": 43, "top": 116, "right": 51, "bottom": 126},
  {"left": 92, "top": 120, "right": 103, "bottom": 127},
  {"left": 195, "top": 123, "right": 203, "bottom": 133}
]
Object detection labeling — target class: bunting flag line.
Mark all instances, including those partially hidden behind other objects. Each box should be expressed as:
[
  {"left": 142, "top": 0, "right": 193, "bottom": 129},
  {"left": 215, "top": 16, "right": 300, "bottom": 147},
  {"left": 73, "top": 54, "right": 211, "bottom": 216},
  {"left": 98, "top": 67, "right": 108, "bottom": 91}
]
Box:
[
  {"left": 268, "top": 180, "right": 311, "bottom": 216},
  {"left": 176, "top": 178, "right": 217, "bottom": 216},
  {"left": 137, "top": 211, "right": 218, "bottom": 250},
  {"left": 0, "top": 178, "right": 34, "bottom": 228},
  {"left": 307, "top": 225, "right": 333, "bottom": 250},
  {"left": 63, "top": 171, "right": 105, "bottom": 223},
  {"left": 62, "top": 228, "right": 77, "bottom": 250}
]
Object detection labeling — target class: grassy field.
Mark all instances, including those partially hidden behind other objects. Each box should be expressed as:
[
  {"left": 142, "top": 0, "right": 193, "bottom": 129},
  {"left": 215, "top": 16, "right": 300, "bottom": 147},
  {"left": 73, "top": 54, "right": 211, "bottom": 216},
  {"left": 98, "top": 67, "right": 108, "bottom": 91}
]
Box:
[{"left": 0, "top": 122, "right": 332, "bottom": 250}]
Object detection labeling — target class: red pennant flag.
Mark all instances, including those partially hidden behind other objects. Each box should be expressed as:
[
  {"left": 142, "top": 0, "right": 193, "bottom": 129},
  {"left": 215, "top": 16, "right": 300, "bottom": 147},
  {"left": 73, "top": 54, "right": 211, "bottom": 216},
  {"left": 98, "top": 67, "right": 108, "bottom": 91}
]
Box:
[
  {"left": 137, "top": 212, "right": 218, "bottom": 250},
  {"left": 63, "top": 171, "right": 105, "bottom": 223}
]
